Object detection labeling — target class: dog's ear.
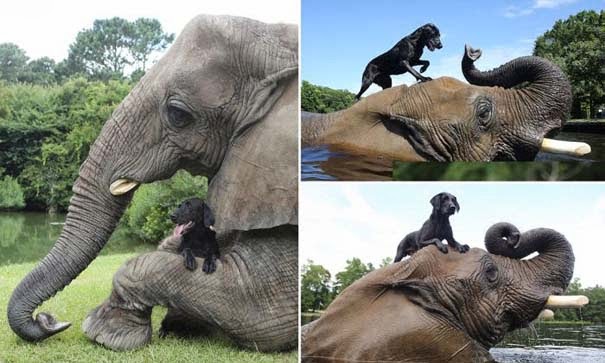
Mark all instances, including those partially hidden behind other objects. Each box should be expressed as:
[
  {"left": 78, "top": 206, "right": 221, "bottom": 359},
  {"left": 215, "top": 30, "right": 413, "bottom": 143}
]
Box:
[
  {"left": 202, "top": 203, "right": 215, "bottom": 228},
  {"left": 453, "top": 197, "right": 460, "bottom": 213},
  {"left": 430, "top": 193, "right": 443, "bottom": 210}
]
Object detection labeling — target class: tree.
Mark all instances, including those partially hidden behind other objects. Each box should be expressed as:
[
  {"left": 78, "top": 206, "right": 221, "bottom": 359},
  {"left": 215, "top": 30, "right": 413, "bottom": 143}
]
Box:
[
  {"left": 18, "top": 57, "right": 56, "bottom": 85},
  {"left": 301, "top": 80, "right": 356, "bottom": 113},
  {"left": 130, "top": 18, "right": 174, "bottom": 71},
  {"left": 68, "top": 17, "right": 133, "bottom": 79},
  {"left": 333, "top": 257, "right": 374, "bottom": 295},
  {"left": 67, "top": 17, "right": 174, "bottom": 80},
  {"left": 0, "top": 43, "right": 28, "bottom": 82},
  {"left": 301, "top": 261, "right": 332, "bottom": 312},
  {"left": 534, "top": 10, "right": 605, "bottom": 119}
]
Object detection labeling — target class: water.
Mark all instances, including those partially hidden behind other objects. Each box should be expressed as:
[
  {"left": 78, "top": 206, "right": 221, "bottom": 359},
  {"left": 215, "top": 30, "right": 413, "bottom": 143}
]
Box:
[
  {"left": 301, "top": 315, "right": 605, "bottom": 361},
  {"left": 301, "top": 132, "right": 605, "bottom": 181},
  {"left": 0, "top": 212, "right": 153, "bottom": 266}
]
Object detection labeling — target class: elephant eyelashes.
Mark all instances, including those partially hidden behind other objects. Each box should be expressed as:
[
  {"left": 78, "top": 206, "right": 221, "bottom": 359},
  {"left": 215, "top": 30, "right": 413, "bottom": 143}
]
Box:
[
  {"left": 167, "top": 101, "right": 195, "bottom": 128},
  {"left": 475, "top": 99, "right": 493, "bottom": 129}
]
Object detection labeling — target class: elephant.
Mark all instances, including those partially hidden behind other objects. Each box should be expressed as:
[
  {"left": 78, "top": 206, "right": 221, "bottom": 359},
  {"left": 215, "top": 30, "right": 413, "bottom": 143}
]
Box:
[
  {"left": 7, "top": 14, "right": 298, "bottom": 350},
  {"left": 301, "top": 222, "right": 575, "bottom": 362},
  {"left": 301, "top": 45, "right": 589, "bottom": 162}
]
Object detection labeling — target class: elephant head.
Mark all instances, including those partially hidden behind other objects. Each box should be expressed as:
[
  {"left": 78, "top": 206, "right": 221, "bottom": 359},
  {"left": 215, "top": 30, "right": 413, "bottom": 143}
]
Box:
[
  {"left": 8, "top": 15, "right": 298, "bottom": 342},
  {"left": 301, "top": 223, "right": 574, "bottom": 362},
  {"left": 301, "top": 45, "right": 582, "bottom": 161}
]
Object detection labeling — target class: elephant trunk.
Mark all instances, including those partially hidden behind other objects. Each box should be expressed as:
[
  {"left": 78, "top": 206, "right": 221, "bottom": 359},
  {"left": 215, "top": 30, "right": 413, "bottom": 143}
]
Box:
[
  {"left": 486, "top": 224, "right": 574, "bottom": 329},
  {"left": 462, "top": 45, "right": 572, "bottom": 137},
  {"left": 7, "top": 125, "right": 131, "bottom": 341}
]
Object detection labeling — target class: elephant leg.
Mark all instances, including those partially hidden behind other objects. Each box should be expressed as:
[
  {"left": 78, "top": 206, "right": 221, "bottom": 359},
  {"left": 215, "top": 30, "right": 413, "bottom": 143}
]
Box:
[{"left": 82, "top": 290, "right": 153, "bottom": 351}]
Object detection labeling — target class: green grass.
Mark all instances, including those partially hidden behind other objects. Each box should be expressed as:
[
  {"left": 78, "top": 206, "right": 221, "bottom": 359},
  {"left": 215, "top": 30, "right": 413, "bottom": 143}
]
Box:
[{"left": 0, "top": 254, "right": 297, "bottom": 363}]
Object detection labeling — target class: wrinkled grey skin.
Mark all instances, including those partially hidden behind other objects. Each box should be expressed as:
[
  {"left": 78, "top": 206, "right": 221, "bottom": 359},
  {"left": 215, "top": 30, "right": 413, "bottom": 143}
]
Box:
[
  {"left": 7, "top": 15, "right": 298, "bottom": 349},
  {"left": 302, "top": 223, "right": 574, "bottom": 362},
  {"left": 83, "top": 225, "right": 297, "bottom": 351}
]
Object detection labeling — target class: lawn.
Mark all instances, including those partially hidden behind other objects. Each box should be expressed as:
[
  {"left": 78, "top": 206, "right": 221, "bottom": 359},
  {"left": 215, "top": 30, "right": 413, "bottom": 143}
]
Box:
[{"left": 0, "top": 253, "right": 297, "bottom": 363}]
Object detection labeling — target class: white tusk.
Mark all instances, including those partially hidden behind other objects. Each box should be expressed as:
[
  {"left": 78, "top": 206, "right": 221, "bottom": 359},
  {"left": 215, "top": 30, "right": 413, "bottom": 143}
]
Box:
[
  {"left": 536, "top": 309, "right": 554, "bottom": 321},
  {"left": 109, "top": 179, "right": 139, "bottom": 196},
  {"left": 545, "top": 295, "right": 589, "bottom": 309},
  {"left": 540, "top": 138, "right": 591, "bottom": 156}
]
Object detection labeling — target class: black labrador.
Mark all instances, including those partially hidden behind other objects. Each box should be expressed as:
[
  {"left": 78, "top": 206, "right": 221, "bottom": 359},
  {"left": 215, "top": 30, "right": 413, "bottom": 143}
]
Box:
[
  {"left": 394, "top": 192, "right": 469, "bottom": 262},
  {"left": 170, "top": 197, "right": 219, "bottom": 273},
  {"left": 355, "top": 23, "right": 442, "bottom": 100}
]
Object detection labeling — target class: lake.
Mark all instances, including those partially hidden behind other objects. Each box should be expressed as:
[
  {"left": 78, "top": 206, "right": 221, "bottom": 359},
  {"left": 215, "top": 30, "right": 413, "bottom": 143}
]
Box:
[
  {"left": 0, "top": 212, "right": 154, "bottom": 266},
  {"left": 301, "top": 131, "right": 605, "bottom": 181},
  {"left": 301, "top": 315, "right": 605, "bottom": 362}
]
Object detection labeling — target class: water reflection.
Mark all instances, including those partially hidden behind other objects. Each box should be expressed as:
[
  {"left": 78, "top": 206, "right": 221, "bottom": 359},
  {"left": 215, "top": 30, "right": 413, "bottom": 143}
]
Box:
[
  {"left": 0, "top": 212, "right": 153, "bottom": 266},
  {"left": 301, "top": 132, "right": 605, "bottom": 181}
]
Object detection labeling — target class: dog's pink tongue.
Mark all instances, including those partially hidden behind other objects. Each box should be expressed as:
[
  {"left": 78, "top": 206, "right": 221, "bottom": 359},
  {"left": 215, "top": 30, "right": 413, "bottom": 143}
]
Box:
[{"left": 173, "top": 224, "right": 186, "bottom": 237}]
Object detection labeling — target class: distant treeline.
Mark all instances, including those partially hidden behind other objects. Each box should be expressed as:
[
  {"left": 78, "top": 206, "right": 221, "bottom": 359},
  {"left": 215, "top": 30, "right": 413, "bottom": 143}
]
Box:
[
  {"left": 0, "top": 17, "right": 205, "bottom": 243},
  {"left": 302, "top": 259, "right": 605, "bottom": 323},
  {"left": 302, "top": 10, "right": 605, "bottom": 119}
]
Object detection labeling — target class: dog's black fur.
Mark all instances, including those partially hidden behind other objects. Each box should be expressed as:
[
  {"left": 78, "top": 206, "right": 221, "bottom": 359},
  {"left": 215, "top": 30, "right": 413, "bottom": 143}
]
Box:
[
  {"left": 355, "top": 23, "right": 442, "bottom": 100},
  {"left": 394, "top": 192, "right": 469, "bottom": 262},
  {"left": 170, "top": 197, "right": 219, "bottom": 273}
]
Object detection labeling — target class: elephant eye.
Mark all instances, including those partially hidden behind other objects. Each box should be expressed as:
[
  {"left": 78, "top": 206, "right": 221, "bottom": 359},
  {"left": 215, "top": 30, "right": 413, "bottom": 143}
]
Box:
[
  {"left": 167, "top": 101, "right": 195, "bottom": 128},
  {"left": 475, "top": 99, "right": 493, "bottom": 129},
  {"left": 485, "top": 264, "right": 499, "bottom": 283}
]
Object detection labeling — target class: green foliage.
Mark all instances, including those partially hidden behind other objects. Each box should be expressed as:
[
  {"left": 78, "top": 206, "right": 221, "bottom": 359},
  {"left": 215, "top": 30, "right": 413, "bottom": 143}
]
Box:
[
  {"left": 301, "top": 260, "right": 332, "bottom": 312},
  {"left": 333, "top": 257, "right": 375, "bottom": 295},
  {"left": 125, "top": 170, "right": 208, "bottom": 242},
  {"left": 18, "top": 57, "right": 57, "bottom": 85},
  {"left": 534, "top": 10, "right": 605, "bottom": 119},
  {"left": 0, "top": 43, "right": 28, "bottom": 82},
  {"left": 68, "top": 17, "right": 174, "bottom": 80},
  {"left": 301, "top": 80, "right": 356, "bottom": 113},
  {"left": 0, "top": 175, "right": 25, "bottom": 210}
]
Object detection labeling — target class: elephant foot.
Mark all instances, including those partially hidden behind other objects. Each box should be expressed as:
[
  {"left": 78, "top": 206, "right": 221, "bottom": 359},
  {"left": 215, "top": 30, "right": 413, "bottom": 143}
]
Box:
[
  {"left": 82, "top": 296, "right": 152, "bottom": 351},
  {"left": 182, "top": 248, "right": 197, "bottom": 271}
]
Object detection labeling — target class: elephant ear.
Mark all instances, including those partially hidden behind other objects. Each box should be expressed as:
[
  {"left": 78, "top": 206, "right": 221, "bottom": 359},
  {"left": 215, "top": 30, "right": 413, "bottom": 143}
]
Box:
[{"left": 207, "top": 21, "right": 298, "bottom": 231}]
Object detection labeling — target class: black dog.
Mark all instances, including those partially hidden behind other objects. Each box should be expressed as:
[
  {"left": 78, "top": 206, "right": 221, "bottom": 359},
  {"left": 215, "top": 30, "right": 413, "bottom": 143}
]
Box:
[
  {"left": 355, "top": 23, "right": 442, "bottom": 100},
  {"left": 394, "top": 192, "right": 469, "bottom": 262},
  {"left": 170, "top": 197, "right": 219, "bottom": 273}
]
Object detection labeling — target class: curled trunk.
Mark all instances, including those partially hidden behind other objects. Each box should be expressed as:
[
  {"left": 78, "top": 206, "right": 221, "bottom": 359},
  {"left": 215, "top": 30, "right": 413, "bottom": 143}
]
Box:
[
  {"left": 7, "top": 127, "right": 130, "bottom": 341},
  {"left": 462, "top": 45, "right": 572, "bottom": 136}
]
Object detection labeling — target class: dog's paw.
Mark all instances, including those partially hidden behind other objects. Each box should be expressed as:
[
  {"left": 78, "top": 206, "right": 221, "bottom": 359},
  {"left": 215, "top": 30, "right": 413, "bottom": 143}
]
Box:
[
  {"left": 437, "top": 244, "right": 449, "bottom": 254},
  {"left": 457, "top": 244, "right": 470, "bottom": 253},
  {"left": 202, "top": 258, "right": 217, "bottom": 274},
  {"left": 182, "top": 249, "right": 197, "bottom": 271}
]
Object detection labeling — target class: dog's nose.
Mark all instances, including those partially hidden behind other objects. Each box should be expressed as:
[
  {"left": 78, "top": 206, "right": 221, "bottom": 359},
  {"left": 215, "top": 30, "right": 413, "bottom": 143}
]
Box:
[{"left": 448, "top": 206, "right": 456, "bottom": 212}]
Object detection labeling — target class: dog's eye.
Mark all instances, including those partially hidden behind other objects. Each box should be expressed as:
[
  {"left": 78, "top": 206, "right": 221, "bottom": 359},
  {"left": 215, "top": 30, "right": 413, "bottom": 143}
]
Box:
[{"left": 167, "top": 100, "right": 195, "bottom": 128}]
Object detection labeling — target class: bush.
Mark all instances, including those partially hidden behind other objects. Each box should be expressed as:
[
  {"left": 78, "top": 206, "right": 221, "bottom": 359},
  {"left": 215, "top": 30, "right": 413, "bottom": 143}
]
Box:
[
  {"left": 124, "top": 170, "right": 208, "bottom": 242},
  {"left": 301, "top": 80, "right": 355, "bottom": 113},
  {"left": 0, "top": 175, "right": 25, "bottom": 210}
]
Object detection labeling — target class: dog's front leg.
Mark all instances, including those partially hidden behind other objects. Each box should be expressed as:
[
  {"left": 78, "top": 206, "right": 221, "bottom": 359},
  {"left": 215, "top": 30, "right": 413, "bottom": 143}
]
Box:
[
  {"left": 402, "top": 60, "right": 431, "bottom": 82},
  {"left": 416, "top": 60, "right": 430, "bottom": 73}
]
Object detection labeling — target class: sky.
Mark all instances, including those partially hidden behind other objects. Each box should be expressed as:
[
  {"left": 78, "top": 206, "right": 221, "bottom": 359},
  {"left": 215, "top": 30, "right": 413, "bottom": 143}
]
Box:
[
  {"left": 301, "top": 182, "right": 605, "bottom": 287},
  {"left": 0, "top": 0, "right": 299, "bottom": 63},
  {"left": 302, "top": 0, "right": 604, "bottom": 94}
]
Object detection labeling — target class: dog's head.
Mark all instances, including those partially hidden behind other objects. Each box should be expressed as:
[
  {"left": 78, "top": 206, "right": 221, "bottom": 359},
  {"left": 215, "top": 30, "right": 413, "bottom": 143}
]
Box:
[
  {"left": 430, "top": 192, "right": 459, "bottom": 216},
  {"left": 421, "top": 23, "right": 442, "bottom": 51},
  {"left": 170, "top": 197, "right": 215, "bottom": 230}
]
